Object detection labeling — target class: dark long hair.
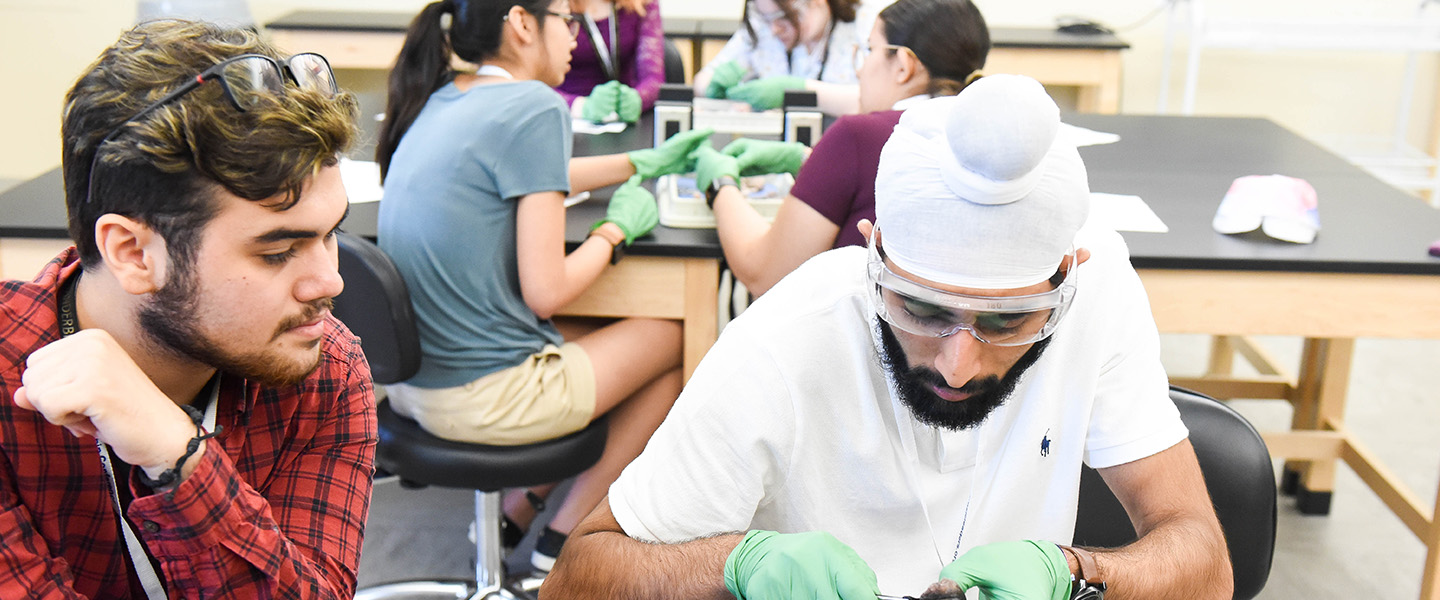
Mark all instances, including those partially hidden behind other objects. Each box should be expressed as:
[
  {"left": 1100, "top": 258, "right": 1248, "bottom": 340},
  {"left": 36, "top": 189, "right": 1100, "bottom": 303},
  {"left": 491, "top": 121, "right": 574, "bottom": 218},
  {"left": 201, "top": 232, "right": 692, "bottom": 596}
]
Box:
[
  {"left": 879, "top": 0, "right": 989, "bottom": 96},
  {"left": 740, "top": 0, "right": 861, "bottom": 47},
  {"left": 376, "top": 0, "right": 552, "bottom": 179}
]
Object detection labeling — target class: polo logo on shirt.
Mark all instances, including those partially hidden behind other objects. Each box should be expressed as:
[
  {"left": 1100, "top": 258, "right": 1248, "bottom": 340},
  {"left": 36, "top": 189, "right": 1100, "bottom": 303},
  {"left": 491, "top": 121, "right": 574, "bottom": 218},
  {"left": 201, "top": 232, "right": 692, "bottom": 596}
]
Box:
[{"left": 1040, "top": 429, "right": 1051, "bottom": 457}]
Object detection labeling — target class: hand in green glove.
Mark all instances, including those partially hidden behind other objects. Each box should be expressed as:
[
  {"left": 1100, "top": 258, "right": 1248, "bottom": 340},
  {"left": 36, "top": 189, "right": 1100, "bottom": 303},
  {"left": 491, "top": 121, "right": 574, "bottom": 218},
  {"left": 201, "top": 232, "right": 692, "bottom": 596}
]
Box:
[
  {"left": 594, "top": 175, "right": 658, "bottom": 245},
  {"left": 581, "top": 81, "right": 643, "bottom": 123},
  {"left": 628, "top": 128, "right": 716, "bottom": 179},
  {"left": 691, "top": 144, "right": 740, "bottom": 192},
  {"left": 705, "top": 60, "right": 747, "bottom": 99},
  {"left": 939, "top": 540, "right": 1072, "bottom": 600},
  {"left": 724, "top": 530, "right": 880, "bottom": 600},
  {"left": 721, "top": 138, "right": 808, "bottom": 177},
  {"left": 724, "top": 75, "right": 806, "bottom": 111},
  {"left": 615, "top": 83, "right": 642, "bottom": 123},
  {"left": 581, "top": 80, "right": 623, "bottom": 122}
]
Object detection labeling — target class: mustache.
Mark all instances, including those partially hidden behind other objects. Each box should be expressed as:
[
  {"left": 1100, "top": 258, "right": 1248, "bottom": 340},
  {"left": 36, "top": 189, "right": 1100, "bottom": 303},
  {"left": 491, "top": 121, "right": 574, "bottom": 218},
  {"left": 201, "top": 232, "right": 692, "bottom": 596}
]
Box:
[
  {"left": 271, "top": 297, "right": 334, "bottom": 339},
  {"left": 908, "top": 366, "right": 1001, "bottom": 397}
]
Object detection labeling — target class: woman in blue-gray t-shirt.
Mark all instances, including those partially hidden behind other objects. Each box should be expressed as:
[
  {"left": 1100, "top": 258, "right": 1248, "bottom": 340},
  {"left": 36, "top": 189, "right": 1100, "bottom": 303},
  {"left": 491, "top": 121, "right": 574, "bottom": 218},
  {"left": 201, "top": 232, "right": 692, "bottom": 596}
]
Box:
[{"left": 375, "top": 0, "right": 711, "bottom": 572}]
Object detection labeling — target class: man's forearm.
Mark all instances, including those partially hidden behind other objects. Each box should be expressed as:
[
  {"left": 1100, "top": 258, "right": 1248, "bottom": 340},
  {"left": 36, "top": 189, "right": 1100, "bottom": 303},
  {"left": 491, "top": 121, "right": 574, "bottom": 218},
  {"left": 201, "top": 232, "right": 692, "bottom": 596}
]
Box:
[
  {"left": 1086, "top": 515, "right": 1233, "bottom": 600},
  {"left": 542, "top": 527, "right": 742, "bottom": 600}
]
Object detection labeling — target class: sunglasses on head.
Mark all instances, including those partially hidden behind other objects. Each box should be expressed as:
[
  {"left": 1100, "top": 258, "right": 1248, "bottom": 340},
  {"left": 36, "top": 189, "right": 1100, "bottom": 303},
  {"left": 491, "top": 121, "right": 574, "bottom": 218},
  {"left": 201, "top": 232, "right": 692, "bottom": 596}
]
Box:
[{"left": 84, "top": 52, "right": 339, "bottom": 205}]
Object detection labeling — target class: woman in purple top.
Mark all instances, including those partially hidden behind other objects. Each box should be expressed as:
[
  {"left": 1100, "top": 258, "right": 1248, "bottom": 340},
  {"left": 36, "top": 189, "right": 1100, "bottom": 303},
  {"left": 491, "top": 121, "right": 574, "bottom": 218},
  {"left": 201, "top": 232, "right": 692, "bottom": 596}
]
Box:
[
  {"left": 558, "top": 0, "right": 665, "bottom": 122},
  {"left": 706, "top": 0, "right": 990, "bottom": 294}
]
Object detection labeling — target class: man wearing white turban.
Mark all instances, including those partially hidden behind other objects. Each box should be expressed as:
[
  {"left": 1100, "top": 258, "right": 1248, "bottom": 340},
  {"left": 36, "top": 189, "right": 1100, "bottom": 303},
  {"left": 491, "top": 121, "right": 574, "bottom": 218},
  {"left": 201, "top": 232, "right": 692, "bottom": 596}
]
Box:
[{"left": 544, "top": 75, "right": 1232, "bottom": 600}]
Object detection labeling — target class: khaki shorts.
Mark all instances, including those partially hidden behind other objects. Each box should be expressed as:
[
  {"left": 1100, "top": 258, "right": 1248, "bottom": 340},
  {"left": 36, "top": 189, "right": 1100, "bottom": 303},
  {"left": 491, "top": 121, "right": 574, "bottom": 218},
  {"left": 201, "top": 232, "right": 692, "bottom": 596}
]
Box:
[{"left": 385, "top": 343, "right": 597, "bottom": 445}]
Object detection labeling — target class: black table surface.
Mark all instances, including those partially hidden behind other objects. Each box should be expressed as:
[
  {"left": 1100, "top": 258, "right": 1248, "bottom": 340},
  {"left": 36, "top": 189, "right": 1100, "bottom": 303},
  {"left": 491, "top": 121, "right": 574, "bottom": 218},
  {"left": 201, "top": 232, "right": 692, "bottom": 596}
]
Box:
[
  {"left": 1066, "top": 113, "right": 1440, "bottom": 275},
  {"left": 265, "top": 10, "right": 1127, "bottom": 50},
  {"left": 6, "top": 113, "right": 1438, "bottom": 274}
]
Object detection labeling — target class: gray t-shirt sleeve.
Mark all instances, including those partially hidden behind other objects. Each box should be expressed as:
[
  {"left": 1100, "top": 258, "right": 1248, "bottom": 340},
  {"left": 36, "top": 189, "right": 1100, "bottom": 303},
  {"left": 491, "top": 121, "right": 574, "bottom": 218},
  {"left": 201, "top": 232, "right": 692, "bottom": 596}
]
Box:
[{"left": 492, "top": 87, "right": 573, "bottom": 200}]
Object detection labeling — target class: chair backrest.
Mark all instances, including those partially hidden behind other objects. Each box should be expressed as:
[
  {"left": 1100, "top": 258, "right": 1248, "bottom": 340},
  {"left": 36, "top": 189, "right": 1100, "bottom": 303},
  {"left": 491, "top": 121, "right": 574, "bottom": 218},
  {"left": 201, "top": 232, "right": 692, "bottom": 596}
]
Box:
[
  {"left": 1073, "top": 386, "right": 1276, "bottom": 600},
  {"left": 663, "top": 37, "right": 685, "bottom": 84},
  {"left": 332, "top": 231, "right": 422, "bottom": 385}
]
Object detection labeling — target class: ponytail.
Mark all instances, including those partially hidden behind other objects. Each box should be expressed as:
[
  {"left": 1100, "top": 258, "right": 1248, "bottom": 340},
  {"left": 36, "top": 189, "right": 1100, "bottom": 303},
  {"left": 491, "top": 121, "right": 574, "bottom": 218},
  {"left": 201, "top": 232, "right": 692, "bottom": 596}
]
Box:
[
  {"left": 377, "top": 0, "right": 454, "bottom": 180},
  {"left": 879, "top": 0, "right": 989, "bottom": 98},
  {"left": 928, "top": 70, "right": 983, "bottom": 97}
]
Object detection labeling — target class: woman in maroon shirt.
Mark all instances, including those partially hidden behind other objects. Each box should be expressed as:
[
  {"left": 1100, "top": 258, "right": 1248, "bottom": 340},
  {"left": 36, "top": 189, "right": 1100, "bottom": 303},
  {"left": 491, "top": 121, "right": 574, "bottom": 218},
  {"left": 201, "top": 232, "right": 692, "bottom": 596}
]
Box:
[{"left": 711, "top": 0, "right": 990, "bottom": 295}]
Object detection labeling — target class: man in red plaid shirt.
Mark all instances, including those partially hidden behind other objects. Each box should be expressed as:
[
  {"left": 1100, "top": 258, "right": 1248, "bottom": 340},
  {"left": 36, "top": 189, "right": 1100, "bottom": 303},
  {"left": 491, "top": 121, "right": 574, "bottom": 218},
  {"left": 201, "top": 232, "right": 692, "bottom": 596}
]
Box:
[{"left": 0, "top": 20, "right": 377, "bottom": 599}]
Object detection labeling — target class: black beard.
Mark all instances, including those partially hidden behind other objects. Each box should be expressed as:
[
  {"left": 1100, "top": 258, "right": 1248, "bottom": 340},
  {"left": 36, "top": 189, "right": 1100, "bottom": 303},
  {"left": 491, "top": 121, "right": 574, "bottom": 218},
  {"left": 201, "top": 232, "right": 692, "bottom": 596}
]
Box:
[
  {"left": 138, "top": 257, "right": 327, "bottom": 387},
  {"left": 876, "top": 320, "right": 1051, "bottom": 431}
]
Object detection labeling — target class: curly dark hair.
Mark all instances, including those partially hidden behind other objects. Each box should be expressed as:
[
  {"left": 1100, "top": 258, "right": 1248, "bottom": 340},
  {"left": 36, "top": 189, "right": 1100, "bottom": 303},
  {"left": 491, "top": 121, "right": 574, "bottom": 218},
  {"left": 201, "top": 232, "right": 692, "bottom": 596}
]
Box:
[{"left": 62, "top": 19, "right": 359, "bottom": 268}]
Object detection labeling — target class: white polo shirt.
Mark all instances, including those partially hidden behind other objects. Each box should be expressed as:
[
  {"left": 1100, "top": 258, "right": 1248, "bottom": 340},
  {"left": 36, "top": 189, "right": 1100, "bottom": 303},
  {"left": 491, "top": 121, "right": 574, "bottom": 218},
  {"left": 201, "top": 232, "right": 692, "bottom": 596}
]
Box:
[{"left": 609, "top": 225, "right": 1186, "bottom": 594}]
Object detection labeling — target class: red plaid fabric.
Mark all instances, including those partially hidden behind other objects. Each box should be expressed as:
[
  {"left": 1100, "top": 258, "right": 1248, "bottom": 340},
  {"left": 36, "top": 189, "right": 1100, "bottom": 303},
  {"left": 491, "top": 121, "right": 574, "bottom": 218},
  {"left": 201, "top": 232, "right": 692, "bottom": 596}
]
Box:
[{"left": 0, "top": 248, "right": 378, "bottom": 599}]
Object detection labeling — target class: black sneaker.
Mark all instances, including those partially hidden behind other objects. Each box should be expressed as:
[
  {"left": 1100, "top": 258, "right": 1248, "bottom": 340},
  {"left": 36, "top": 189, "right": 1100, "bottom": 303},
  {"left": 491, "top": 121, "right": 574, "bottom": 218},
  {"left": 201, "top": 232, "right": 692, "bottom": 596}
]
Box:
[
  {"left": 530, "top": 527, "right": 568, "bottom": 573},
  {"left": 468, "top": 516, "right": 526, "bottom": 555},
  {"left": 502, "top": 516, "right": 525, "bottom": 551}
]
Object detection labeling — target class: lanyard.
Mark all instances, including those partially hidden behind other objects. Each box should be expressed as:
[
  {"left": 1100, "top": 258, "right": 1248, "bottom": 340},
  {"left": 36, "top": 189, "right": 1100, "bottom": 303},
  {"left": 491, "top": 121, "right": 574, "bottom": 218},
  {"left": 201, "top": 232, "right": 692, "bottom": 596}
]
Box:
[
  {"left": 59, "top": 275, "right": 218, "bottom": 600},
  {"left": 872, "top": 317, "right": 988, "bottom": 569},
  {"left": 581, "top": 3, "right": 619, "bottom": 81},
  {"left": 476, "top": 64, "right": 515, "bottom": 80},
  {"left": 791, "top": 18, "right": 837, "bottom": 81}
]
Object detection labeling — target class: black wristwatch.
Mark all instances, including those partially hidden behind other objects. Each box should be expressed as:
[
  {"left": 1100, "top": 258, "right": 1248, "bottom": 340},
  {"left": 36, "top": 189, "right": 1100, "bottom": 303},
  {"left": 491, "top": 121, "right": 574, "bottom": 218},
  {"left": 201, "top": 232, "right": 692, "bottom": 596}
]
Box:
[
  {"left": 608, "top": 238, "right": 626, "bottom": 265},
  {"left": 706, "top": 175, "right": 739, "bottom": 210},
  {"left": 1062, "top": 546, "right": 1106, "bottom": 600}
]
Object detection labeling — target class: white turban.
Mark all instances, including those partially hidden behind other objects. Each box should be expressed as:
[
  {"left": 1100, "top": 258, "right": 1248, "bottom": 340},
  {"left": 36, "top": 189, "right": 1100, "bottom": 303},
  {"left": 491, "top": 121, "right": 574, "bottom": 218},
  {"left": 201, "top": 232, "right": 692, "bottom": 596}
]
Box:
[{"left": 874, "top": 74, "right": 1091, "bottom": 290}]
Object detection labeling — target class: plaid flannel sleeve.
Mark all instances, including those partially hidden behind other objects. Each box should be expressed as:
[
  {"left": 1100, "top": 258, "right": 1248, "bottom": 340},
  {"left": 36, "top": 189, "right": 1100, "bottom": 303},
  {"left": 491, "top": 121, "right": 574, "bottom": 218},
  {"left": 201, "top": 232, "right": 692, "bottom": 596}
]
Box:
[{"left": 128, "top": 325, "right": 378, "bottom": 599}]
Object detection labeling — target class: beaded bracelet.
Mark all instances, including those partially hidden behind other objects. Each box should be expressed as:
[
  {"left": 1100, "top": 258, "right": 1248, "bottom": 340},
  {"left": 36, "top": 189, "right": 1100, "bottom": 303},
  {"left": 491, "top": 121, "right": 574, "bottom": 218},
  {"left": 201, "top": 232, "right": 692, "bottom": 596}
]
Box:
[{"left": 137, "top": 404, "right": 223, "bottom": 494}]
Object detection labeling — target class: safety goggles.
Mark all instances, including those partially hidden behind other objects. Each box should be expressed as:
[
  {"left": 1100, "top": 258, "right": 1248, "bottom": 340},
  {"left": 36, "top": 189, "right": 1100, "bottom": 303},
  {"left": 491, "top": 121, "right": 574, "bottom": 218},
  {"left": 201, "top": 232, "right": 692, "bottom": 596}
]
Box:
[
  {"left": 85, "top": 52, "right": 338, "bottom": 204},
  {"left": 749, "top": 0, "right": 802, "bottom": 31},
  {"left": 866, "top": 227, "right": 1078, "bottom": 346}
]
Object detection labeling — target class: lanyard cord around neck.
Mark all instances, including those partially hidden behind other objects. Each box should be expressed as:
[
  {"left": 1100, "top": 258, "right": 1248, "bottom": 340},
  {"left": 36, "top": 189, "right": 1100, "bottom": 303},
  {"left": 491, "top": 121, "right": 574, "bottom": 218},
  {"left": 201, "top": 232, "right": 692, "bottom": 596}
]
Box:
[
  {"left": 581, "top": 3, "right": 619, "bottom": 81},
  {"left": 59, "top": 276, "right": 218, "bottom": 600},
  {"left": 887, "top": 402, "right": 986, "bottom": 569},
  {"left": 792, "top": 18, "right": 838, "bottom": 81},
  {"left": 872, "top": 316, "right": 988, "bottom": 569}
]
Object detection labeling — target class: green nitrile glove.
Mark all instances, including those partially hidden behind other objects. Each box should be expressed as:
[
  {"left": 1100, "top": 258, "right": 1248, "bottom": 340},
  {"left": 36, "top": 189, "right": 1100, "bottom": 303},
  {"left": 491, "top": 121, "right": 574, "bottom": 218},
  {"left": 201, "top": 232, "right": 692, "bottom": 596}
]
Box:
[
  {"left": 615, "top": 83, "right": 642, "bottom": 123},
  {"left": 721, "top": 138, "right": 807, "bottom": 177},
  {"left": 705, "top": 60, "right": 747, "bottom": 99},
  {"left": 581, "top": 80, "right": 623, "bottom": 122},
  {"left": 594, "top": 175, "right": 657, "bottom": 245},
  {"left": 940, "top": 540, "right": 1072, "bottom": 600},
  {"left": 627, "top": 128, "right": 715, "bottom": 178},
  {"left": 724, "top": 75, "right": 805, "bottom": 111},
  {"left": 691, "top": 144, "right": 740, "bottom": 192},
  {"left": 723, "top": 530, "right": 880, "bottom": 600}
]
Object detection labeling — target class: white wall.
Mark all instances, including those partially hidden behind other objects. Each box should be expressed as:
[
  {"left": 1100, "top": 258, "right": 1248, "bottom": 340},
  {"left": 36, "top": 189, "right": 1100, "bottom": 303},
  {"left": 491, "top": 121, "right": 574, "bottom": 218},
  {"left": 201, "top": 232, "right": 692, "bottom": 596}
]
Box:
[
  {"left": 0, "top": 0, "right": 134, "bottom": 181},
  {"left": 2, "top": 0, "right": 1437, "bottom": 183}
]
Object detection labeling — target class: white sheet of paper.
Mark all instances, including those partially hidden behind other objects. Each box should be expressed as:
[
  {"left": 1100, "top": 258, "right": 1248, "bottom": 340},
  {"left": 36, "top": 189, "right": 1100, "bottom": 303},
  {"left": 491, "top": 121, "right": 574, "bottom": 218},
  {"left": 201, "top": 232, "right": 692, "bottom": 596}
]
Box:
[
  {"left": 573, "top": 119, "right": 628, "bottom": 135},
  {"left": 339, "top": 158, "right": 384, "bottom": 204},
  {"left": 1058, "top": 123, "right": 1121, "bottom": 147},
  {"left": 1086, "top": 192, "right": 1169, "bottom": 233}
]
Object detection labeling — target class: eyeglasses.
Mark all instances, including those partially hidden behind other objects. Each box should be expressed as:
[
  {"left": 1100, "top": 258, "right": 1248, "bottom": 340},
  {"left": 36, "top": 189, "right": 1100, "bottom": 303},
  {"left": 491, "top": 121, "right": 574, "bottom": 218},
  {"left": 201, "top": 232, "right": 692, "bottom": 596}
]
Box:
[
  {"left": 851, "top": 40, "right": 913, "bottom": 71},
  {"left": 749, "top": 0, "right": 802, "bottom": 30},
  {"left": 84, "top": 52, "right": 338, "bottom": 205},
  {"left": 535, "top": 8, "right": 581, "bottom": 37},
  {"left": 866, "top": 227, "right": 1078, "bottom": 346}
]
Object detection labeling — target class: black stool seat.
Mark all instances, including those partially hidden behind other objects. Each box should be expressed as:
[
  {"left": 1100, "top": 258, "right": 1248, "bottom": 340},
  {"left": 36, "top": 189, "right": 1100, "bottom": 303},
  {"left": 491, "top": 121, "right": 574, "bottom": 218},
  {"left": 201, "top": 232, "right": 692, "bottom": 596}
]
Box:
[{"left": 376, "top": 401, "right": 608, "bottom": 492}]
